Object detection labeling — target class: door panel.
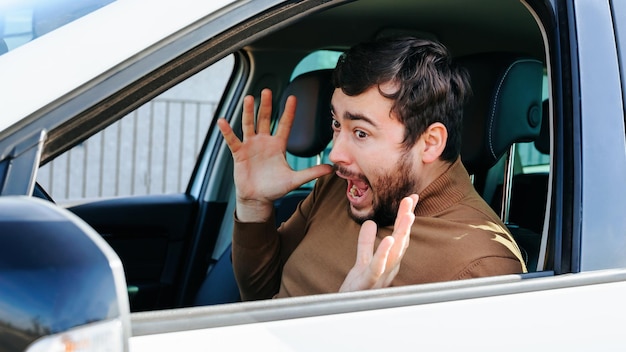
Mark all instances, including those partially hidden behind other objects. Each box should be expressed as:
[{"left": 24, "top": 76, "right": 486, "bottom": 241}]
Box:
[{"left": 69, "top": 194, "right": 197, "bottom": 311}]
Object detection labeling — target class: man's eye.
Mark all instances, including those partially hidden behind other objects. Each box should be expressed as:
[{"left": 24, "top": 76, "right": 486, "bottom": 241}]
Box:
[
  {"left": 355, "top": 130, "right": 368, "bottom": 139},
  {"left": 331, "top": 119, "right": 340, "bottom": 129}
]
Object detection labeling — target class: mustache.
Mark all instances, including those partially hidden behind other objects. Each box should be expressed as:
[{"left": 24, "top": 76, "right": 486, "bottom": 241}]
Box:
[
  {"left": 333, "top": 165, "right": 370, "bottom": 186},
  {"left": 333, "top": 164, "right": 361, "bottom": 179}
]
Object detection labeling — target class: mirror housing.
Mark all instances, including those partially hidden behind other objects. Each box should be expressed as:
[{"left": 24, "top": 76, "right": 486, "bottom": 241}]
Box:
[{"left": 0, "top": 197, "right": 131, "bottom": 351}]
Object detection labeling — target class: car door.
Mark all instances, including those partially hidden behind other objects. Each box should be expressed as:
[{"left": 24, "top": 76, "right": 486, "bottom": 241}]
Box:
[
  {"left": 0, "top": 0, "right": 291, "bottom": 313},
  {"left": 38, "top": 57, "right": 236, "bottom": 312},
  {"left": 129, "top": 0, "right": 626, "bottom": 349},
  {"left": 37, "top": 55, "right": 241, "bottom": 311}
]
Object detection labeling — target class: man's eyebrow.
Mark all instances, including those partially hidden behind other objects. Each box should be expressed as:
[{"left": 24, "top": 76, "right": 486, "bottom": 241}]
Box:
[{"left": 330, "top": 104, "right": 378, "bottom": 128}]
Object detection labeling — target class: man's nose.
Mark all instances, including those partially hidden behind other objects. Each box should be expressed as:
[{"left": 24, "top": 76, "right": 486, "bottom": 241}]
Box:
[{"left": 328, "top": 132, "right": 350, "bottom": 165}]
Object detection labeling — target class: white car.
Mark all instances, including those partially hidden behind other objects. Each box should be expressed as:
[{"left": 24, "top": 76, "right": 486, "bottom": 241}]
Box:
[{"left": 1, "top": 0, "right": 626, "bottom": 351}]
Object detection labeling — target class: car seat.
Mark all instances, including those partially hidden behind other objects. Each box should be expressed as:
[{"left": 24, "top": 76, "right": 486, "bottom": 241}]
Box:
[
  {"left": 274, "top": 69, "right": 335, "bottom": 225},
  {"left": 457, "top": 53, "right": 544, "bottom": 271},
  {"left": 490, "top": 99, "right": 550, "bottom": 235}
]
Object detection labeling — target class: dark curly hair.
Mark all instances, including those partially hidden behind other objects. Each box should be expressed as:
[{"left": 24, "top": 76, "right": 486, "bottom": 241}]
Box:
[{"left": 332, "top": 37, "right": 471, "bottom": 162}]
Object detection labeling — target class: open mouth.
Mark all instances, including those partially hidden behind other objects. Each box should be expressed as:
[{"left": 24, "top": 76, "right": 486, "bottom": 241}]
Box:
[
  {"left": 344, "top": 177, "right": 372, "bottom": 211},
  {"left": 348, "top": 179, "right": 369, "bottom": 200},
  {"left": 335, "top": 167, "right": 372, "bottom": 209}
]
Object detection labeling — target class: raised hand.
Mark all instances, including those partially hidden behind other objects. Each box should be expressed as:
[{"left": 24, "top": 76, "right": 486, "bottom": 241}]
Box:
[
  {"left": 217, "top": 89, "right": 333, "bottom": 222},
  {"left": 339, "top": 194, "right": 419, "bottom": 292}
]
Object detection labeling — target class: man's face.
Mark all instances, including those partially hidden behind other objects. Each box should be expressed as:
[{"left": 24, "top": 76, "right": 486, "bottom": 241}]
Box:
[{"left": 329, "top": 84, "right": 424, "bottom": 226}]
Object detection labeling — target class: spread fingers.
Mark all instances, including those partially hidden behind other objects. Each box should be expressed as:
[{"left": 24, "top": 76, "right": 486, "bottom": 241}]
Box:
[
  {"left": 241, "top": 95, "right": 256, "bottom": 139},
  {"left": 275, "top": 95, "right": 297, "bottom": 141},
  {"left": 217, "top": 118, "right": 242, "bottom": 153},
  {"left": 256, "top": 89, "right": 273, "bottom": 135}
]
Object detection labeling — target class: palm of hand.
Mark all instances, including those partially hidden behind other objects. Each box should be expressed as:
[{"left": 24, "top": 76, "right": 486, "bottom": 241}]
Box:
[
  {"left": 217, "top": 89, "right": 332, "bottom": 221},
  {"left": 339, "top": 194, "right": 419, "bottom": 292},
  {"left": 232, "top": 132, "right": 298, "bottom": 203}
]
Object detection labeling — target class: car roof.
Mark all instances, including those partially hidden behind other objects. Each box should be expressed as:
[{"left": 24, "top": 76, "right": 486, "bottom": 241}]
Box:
[{"left": 251, "top": 0, "right": 544, "bottom": 59}]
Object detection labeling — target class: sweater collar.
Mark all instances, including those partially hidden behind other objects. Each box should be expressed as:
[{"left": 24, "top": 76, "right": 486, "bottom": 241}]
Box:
[{"left": 414, "top": 158, "right": 474, "bottom": 216}]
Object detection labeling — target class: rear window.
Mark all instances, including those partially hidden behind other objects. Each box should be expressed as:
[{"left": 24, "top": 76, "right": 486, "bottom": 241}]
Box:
[
  {"left": 290, "top": 49, "right": 342, "bottom": 80},
  {"left": 0, "top": 0, "right": 114, "bottom": 55}
]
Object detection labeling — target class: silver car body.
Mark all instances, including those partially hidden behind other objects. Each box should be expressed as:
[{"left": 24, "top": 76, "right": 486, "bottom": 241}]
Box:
[{"left": 1, "top": 0, "right": 625, "bottom": 350}]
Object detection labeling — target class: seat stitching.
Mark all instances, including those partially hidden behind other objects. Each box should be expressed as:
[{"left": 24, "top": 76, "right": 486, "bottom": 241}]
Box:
[{"left": 488, "top": 59, "right": 541, "bottom": 160}]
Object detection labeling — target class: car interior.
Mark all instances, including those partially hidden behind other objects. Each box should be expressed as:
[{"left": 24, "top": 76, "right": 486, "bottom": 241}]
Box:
[{"left": 28, "top": 0, "right": 552, "bottom": 312}]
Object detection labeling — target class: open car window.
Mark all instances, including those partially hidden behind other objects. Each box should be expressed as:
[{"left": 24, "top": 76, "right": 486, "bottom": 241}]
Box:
[
  {"left": 4, "top": 0, "right": 557, "bottom": 318},
  {"left": 37, "top": 55, "right": 234, "bottom": 204}
]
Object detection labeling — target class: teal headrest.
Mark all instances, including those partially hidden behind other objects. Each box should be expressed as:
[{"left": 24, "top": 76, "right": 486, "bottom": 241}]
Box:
[{"left": 458, "top": 53, "right": 544, "bottom": 174}]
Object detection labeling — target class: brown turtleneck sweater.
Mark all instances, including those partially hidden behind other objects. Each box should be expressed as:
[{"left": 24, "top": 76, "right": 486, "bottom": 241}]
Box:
[{"left": 232, "top": 158, "right": 526, "bottom": 300}]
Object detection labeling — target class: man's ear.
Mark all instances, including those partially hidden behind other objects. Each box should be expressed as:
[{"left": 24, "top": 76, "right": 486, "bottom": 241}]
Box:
[{"left": 421, "top": 122, "right": 447, "bottom": 163}]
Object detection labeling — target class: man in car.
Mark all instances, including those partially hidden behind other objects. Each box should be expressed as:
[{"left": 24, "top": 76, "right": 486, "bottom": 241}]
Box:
[{"left": 217, "top": 37, "right": 527, "bottom": 300}]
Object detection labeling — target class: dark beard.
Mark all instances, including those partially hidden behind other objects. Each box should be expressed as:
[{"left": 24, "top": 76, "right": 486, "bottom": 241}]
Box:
[
  {"left": 342, "top": 152, "right": 418, "bottom": 227},
  {"left": 370, "top": 152, "right": 417, "bottom": 226}
]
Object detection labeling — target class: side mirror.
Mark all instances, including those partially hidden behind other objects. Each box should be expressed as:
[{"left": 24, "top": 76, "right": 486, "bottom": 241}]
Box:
[{"left": 0, "top": 197, "right": 131, "bottom": 352}]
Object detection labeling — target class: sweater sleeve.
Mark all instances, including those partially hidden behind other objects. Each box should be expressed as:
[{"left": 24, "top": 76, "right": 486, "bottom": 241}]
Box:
[
  {"left": 231, "top": 176, "right": 328, "bottom": 301},
  {"left": 232, "top": 209, "right": 312, "bottom": 300},
  {"left": 232, "top": 212, "right": 283, "bottom": 301}
]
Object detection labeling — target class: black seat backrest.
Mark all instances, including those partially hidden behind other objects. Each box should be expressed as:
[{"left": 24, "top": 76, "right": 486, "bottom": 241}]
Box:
[
  {"left": 457, "top": 53, "right": 544, "bottom": 271},
  {"left": 281, "top": 69, "right": 335, "bottom": 158},
  {"left": 274, "top": 69, "right": 335, "bottom": 226}
]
